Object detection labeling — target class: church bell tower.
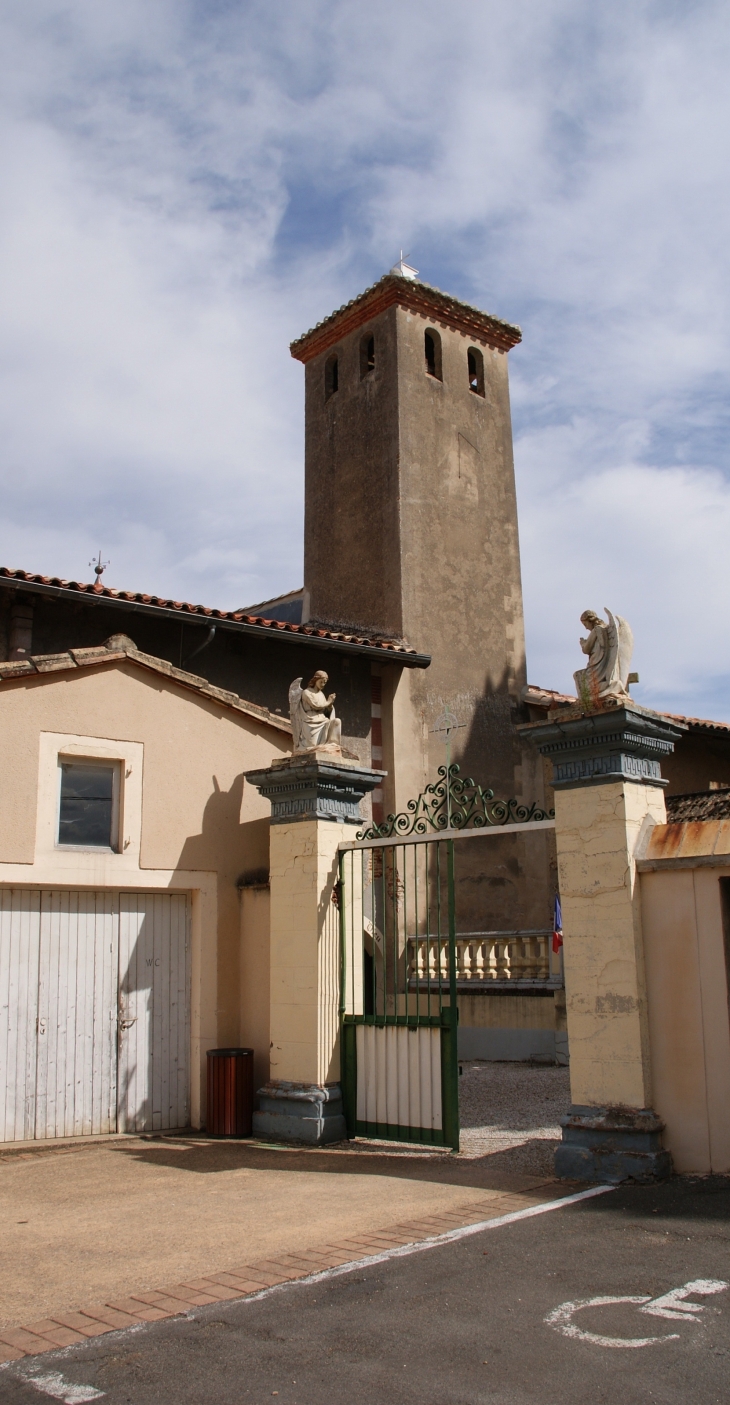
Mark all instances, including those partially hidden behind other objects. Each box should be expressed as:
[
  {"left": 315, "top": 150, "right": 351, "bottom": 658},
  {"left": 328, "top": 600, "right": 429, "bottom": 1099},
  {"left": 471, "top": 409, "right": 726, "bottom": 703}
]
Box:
[{"left": 291, "top": 266, "right": 545, "bottom": 911}]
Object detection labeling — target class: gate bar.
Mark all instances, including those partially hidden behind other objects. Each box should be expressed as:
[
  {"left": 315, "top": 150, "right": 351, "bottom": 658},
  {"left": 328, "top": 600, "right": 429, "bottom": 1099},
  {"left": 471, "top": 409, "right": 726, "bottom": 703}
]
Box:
[{"left": 339, "top": 818, "right": 555, "bottom": 852}]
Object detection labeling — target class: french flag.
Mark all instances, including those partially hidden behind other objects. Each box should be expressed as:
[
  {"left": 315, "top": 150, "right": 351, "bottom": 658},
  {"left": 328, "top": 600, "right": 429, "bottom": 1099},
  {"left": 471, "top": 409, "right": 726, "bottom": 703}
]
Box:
[{"left": 552, "top": 894, "right": 563, "bottom": 955}]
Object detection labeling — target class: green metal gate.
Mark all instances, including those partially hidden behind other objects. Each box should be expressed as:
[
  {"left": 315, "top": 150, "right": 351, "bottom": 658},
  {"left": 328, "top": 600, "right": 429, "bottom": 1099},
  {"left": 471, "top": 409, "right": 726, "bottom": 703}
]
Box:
[
  {"left": 339, "top": 832, "right": 460, "bottom": 1150},
  {"left": 338, "top": 765, "right": 554, "bottom": 1153}
]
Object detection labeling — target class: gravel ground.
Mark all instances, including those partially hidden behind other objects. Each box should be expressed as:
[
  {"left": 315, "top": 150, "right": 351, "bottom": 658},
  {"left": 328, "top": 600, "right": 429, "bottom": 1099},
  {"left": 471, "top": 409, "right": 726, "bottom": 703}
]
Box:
[{"left": 458, "top": 1060, "right": 571, "bottom": 1174}]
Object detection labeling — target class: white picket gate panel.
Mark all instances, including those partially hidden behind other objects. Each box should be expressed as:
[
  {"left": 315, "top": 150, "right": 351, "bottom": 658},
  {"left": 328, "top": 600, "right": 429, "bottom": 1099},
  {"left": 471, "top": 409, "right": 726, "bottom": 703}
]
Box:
[
  {"left": 0, "top": 889, "right": 189, "bottom": 1142},
  {"left": 118, "top": 892, "right": 190, "bottom": 1134},
  {"left": 0, "top": 890, "right": 41, "bottom": 1140},
  {"left": 35, "top": 890, "right": 118, "bottom": 1138},
  {"left": 356, "top": 1024, "right": 442, "bottom": 1133}
]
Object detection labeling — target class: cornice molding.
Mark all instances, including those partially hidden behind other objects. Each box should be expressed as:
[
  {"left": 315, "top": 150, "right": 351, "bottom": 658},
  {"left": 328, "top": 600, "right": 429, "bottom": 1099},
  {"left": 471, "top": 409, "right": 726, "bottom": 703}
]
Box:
[{"left": 290, "top": 275, "right": 522, "bottom": 364}]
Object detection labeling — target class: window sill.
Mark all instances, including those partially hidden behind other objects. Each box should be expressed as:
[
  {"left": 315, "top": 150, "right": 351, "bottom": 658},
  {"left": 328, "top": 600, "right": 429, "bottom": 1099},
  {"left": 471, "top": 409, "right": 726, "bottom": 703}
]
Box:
[{"left": 55, "top": 844, "right": 119, "bottom": 854}]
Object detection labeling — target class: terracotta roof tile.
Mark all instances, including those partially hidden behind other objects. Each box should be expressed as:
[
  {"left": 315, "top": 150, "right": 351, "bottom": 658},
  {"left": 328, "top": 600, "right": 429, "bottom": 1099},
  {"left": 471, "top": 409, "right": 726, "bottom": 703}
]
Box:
[
  {"left": 290, "top": 273, "right": 522, "bottom": 364},
  {"left": 661, "top": 710, "right": 730, "bottom": 736},
  {"left": 524, "top": 684, "right": 730, "bottom": 736},
  {"left": 665, "top": 790, "right": 730, "bottom": 823},
  {"left": 0, "top": 567, "right": 428, "bottom": 664}
]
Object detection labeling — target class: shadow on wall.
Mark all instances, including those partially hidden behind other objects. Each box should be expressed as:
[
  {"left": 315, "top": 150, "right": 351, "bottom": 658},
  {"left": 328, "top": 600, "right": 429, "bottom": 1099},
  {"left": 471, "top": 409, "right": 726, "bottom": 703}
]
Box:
[
  {"left": 121, "top": 771, "right": 259, "bottom": 1134},
  {"left": 425, "top": 663, "right": 555, "bottom": 933},
  {"left": 117, "top": 891, "right": 190, "bottom": 1134}
]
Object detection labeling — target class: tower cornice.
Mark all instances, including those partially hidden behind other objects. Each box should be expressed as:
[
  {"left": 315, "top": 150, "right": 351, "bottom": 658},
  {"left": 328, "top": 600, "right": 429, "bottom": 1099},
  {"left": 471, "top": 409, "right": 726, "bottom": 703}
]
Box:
[{"left": 290, "top": 273, "right": 522, "bottom": 363}]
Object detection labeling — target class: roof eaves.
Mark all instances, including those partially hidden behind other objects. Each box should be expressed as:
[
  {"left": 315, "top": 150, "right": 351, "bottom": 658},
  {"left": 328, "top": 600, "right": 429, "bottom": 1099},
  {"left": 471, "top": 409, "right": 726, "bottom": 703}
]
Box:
[
  {"left": 0, "top": 570, "right": 430, "bottom": 668},
  {"left": 661, "top": 710, "right": 730, "bottom": 735},
  {"left": 290, "top": 273, "right": 522, "bottom": 364},
  {"left": 523, "top": 686, "right": 730, "bottom": 735}
]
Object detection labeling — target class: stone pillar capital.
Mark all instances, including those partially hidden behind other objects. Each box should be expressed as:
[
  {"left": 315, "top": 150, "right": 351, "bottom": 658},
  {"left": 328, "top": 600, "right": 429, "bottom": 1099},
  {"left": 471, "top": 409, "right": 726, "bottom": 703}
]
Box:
[
  {"left": 245, "top": 753, "right": 386, "bottom": 825},
  {"left": 523, "top": 703, "right": 685, "bottom": 790}
]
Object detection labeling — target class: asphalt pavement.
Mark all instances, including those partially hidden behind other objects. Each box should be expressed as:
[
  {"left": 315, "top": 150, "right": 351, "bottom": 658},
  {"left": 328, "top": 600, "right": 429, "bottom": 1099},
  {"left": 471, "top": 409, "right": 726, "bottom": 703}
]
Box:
[{"left": 2, "top": 1176, "right": 728, "bottom": 1405}]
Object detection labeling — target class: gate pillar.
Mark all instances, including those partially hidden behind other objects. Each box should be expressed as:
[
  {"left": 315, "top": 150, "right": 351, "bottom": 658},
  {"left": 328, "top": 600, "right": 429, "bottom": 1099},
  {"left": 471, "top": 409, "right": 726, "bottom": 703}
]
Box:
[
  {"left": 245, "top": 753, "right": 384, "bottom": 1145},
  {"left": 527, "top": 704, "right": 684, "bottom": 1182}
]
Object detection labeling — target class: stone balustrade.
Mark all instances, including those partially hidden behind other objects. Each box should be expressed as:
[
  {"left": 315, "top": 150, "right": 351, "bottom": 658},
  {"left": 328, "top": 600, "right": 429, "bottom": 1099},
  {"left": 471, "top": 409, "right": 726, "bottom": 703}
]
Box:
[{"left": 407, "top": 929, "right": 558, "bottom": 986}]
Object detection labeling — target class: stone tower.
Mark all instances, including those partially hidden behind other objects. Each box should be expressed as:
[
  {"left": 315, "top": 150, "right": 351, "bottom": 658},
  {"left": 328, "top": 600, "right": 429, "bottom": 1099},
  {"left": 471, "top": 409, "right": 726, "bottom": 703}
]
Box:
[{"left": 291, "top": 268, "right": 549, "bottom": 925}]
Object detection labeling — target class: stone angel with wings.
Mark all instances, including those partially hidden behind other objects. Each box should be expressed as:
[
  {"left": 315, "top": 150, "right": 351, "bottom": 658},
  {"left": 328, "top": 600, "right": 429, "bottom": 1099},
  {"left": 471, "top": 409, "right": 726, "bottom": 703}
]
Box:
[
  {"left": 574, "top": 608, "right": 635, "bottom": 708},
  {"left": 288, "top": 672, "right": 342, "bottom": 752}
]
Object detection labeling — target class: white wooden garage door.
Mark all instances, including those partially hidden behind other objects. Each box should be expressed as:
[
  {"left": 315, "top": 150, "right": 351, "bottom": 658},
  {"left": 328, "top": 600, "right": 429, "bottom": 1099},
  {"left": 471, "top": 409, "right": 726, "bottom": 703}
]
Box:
[{"left": 0, "top": 890, "right": 190, "bottom": 1142}]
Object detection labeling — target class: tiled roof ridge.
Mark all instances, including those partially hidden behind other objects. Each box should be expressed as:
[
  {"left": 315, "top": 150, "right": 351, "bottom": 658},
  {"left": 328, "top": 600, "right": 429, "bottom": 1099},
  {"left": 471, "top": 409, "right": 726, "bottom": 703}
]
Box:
[
  {"left": 0, "top": 567, "right": 422, "bottom": 657},
  {"left": 522, "top": 684, "right": 577, "bottom": 705},
  {"left": 290, "top": 273, "right": 522, "bottom": 362},
  {"left": 524, "top": 682, "right": 730, "bottom": 735},
  {"left": 660, "top": 709, "right": 730, "bottom": 734},
  {"left": 239, "top": 587, "right": 304, "bottom": 612},
  {"left": 0, "top": 641, "right": 292, "bottom": 735}
]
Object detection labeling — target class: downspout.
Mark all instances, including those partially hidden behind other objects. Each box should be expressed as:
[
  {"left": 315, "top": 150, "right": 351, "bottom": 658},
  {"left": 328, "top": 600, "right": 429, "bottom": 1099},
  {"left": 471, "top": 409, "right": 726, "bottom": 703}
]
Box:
[{"left": 183, "top": 625, "right": 216, "bottom": 668}]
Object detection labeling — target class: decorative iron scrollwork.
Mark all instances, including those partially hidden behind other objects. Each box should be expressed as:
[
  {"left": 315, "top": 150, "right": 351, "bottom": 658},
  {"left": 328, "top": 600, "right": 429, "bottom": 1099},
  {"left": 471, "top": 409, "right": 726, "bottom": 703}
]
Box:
[{"left": 357, "top": 764, "right": 554, "bottom": 840}]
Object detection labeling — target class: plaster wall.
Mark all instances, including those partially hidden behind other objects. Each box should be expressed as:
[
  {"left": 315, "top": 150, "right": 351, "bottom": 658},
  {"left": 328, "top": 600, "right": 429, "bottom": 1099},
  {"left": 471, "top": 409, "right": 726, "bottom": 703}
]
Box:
[
  {"left": 457, "top": 990, "right": 562, "bottom": 1031},
  {"left": 457, "top": 990, "right": 567, "bottom": 1062},
  {"left": 0, "top": 661, "right": 289, "bottom": 1125},
  {"left": 555, "top": 779, "right": 666, "bottom": 1109},
  {"left": 268, "top": 817, "right": 349, "bottom": 1087},
  {"left": 662, "top": 732, "right": 730, "bottom": 795},
  {"left": 641, "top": 866, "right": 730, "bottom": 1173}
]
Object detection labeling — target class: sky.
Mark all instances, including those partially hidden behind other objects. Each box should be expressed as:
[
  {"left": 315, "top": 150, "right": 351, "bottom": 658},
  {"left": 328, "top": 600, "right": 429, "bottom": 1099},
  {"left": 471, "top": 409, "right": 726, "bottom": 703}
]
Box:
[{"left": 1, "top": 1, "right": 729, "bottom": 718}]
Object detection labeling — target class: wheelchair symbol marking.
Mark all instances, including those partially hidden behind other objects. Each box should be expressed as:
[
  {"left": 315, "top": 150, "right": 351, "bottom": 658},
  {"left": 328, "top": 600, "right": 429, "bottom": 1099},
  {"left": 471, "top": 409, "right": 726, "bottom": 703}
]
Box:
[{"left": 545, "top": 1278, "right": 728, "bottom": 1348}]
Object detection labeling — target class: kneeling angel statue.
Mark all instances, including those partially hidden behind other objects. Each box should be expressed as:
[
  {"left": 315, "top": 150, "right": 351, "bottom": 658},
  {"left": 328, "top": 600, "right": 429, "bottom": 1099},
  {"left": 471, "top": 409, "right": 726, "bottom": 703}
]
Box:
[
  {"left": 289, "top": 671, "right": 342, "bottom": 753},
  {"left": 574, "top": 608, "right": 635, "bottom": 708}
]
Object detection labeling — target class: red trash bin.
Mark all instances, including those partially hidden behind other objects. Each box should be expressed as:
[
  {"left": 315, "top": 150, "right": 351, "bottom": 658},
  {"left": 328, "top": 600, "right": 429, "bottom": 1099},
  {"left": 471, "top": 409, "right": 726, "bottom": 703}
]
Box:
[{"left": 206, "top": 1048, "right": 254, "bottom": 1138}]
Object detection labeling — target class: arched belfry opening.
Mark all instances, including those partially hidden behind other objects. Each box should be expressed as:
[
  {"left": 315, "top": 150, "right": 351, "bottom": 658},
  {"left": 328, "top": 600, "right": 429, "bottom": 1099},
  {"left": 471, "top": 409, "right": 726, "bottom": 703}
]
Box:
[
  {"left": 360, "top": 333, "right": 375, "bottom": 379},
  {"left": 325, "top": 352, "right": 339, "bottom": 400},
  {"left": 468, "top": 347, "right": 485, "bottom": 397},
  {"left": 424, "top": 328, "right": 442, "bottom": 380}
]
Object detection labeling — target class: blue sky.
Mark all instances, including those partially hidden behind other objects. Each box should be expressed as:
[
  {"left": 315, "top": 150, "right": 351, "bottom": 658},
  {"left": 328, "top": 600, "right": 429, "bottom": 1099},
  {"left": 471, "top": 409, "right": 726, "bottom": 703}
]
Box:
[{"left": 1, "top": 1, "right": 729, "bottom": 717}]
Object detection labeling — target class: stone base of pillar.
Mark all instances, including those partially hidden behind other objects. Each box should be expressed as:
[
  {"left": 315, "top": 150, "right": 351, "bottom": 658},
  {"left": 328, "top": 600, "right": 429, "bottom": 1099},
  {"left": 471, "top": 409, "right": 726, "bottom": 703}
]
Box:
[
  {"left": 252, "top": 1081, "right": 347, "bottom": 1146},
  {"left": 555, "top": 1106, "right": 672, "bottom": 1184}
]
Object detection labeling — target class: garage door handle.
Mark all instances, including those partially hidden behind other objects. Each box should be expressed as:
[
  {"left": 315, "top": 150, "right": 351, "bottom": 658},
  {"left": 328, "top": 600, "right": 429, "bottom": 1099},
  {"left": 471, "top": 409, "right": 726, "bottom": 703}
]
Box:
[{"left": 119, "top": 1018, "right": 137, "bottom": 1029}]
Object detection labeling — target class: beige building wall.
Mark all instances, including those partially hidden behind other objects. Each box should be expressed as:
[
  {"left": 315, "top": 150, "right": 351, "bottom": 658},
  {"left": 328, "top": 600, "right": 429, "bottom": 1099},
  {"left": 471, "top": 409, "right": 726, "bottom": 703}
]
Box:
[
  {"left": 639, "top": 831, "right": 730, "bottom": 1173},
  {"left": 0, "top": 659, "right": 289, "bottom": 1127}
]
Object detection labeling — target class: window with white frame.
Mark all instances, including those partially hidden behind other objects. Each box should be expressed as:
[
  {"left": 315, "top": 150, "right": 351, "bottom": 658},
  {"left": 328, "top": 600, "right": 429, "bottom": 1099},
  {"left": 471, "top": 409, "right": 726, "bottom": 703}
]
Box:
[{"left": 57, "top": 760, "right": 120, "bottom": 849}]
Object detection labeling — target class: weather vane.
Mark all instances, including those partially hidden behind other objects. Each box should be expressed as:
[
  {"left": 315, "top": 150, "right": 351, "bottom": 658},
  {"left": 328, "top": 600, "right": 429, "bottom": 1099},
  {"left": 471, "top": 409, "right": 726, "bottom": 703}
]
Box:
[
  {"left": 89, "top": 550, "right": 110, "bottom": 588},
  {"left": 431, "top": 707, "right": 466, "bottom": 829}
]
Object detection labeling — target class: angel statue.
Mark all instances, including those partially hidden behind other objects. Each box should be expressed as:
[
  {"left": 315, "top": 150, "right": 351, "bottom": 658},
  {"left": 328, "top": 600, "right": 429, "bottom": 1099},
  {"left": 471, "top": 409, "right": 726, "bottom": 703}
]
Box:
[
  {"left": 288, "top": 671, "right": 342, "bottom": 753},
  {"left": 573, "top": 608, "right": 635, "bottom": 709}
]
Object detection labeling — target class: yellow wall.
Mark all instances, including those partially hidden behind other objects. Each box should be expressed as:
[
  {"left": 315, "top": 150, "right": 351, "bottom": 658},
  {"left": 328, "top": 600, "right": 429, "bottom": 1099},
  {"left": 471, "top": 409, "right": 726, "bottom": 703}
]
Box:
[
  {"left": 457, "top": 991, "right": 561, "bottom": 1030},
  {"left": 0, "top": 660, "right": 289, "bottom": 1125},
  {"left": 268, "top": 816, "right": 348, "bottom": 1087},
  {"left": 555, "top": 778, "right": 666, "bottom": 1110}
]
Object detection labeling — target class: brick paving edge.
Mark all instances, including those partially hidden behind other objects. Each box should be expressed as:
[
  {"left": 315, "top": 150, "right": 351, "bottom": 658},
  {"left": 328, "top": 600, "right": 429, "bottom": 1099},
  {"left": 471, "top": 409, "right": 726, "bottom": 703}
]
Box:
[{"left": 0, "top": 1189, "right": 562, "bottom": 1364}]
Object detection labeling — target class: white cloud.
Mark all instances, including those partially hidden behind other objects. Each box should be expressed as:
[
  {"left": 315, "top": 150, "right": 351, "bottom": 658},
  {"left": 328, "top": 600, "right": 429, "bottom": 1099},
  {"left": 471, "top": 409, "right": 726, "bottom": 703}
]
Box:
[{"left": 0, "top": 1, "right": 728, "bottom": 714}]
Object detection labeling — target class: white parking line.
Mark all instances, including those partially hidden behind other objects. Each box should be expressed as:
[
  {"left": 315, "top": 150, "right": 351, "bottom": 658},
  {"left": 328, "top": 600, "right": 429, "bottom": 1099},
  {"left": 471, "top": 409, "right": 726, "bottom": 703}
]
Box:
[
  {"left": 3, "top": 1181, "right": 614, "bottom": 1392},
  {"left": 17, "top": 1368, "right": 104, "bottom": 1402},
  {"left": 238, "top": 1183, "right": 616, "bottom": 1298}
]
